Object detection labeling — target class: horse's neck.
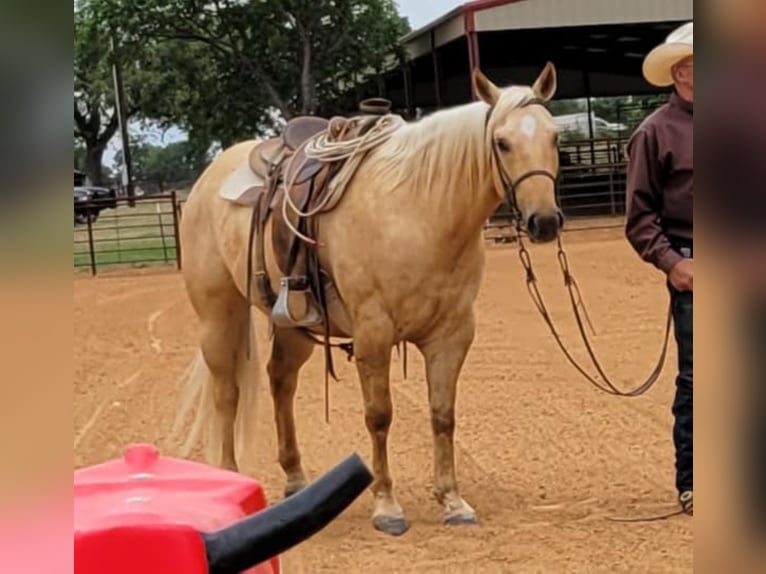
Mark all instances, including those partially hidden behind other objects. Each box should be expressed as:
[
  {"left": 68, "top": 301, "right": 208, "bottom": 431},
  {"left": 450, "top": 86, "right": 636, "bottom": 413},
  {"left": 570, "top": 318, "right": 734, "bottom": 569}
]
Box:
[{"left": 409, "top": 104, "right": 500, "bottom": 242}]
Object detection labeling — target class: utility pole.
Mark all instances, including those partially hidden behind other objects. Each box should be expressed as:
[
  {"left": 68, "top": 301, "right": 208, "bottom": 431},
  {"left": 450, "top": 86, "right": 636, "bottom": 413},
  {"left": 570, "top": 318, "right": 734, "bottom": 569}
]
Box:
[{"left": 111, "top": 30, "right": 135, "bottom": 206}]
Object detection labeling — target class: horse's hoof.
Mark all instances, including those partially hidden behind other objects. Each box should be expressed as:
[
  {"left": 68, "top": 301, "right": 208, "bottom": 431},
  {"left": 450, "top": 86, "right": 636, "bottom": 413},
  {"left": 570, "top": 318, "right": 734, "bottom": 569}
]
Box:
[
  {"left": 444, "top": 512, "right": 479, "bottom": 526},
  {"left": 284, "top": 484, "right": 305, "bottom": 499},
  {"left": 372, "top": 515, "right": 410, "bottom": 536}
]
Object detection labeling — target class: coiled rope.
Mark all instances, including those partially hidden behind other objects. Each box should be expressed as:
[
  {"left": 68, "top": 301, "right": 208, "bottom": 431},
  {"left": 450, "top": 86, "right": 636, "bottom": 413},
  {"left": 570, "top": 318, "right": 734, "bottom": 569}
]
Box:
[{"left": 280, "top": 114, "right": 406, "bottom": 243}]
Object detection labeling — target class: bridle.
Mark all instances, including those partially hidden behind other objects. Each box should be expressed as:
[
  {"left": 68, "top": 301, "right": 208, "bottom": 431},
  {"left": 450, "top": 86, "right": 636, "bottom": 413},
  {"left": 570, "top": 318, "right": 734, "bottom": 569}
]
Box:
[
  {"left": 484, "top": 97, "right": 559, "bottom": 226},
  {"left": 484, "top": 97, "right": 673, "bottom": 399}
]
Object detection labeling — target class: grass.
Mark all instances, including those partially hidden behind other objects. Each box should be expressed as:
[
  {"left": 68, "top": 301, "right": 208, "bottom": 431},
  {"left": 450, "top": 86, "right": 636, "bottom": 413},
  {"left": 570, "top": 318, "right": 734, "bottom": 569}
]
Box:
[{"left": 73, "top": 198, "right": 181, "bottom": 271}]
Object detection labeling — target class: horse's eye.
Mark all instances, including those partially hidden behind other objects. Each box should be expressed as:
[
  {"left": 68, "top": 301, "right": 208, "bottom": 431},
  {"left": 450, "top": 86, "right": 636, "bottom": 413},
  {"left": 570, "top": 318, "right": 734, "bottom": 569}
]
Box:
[{"left": 495, "top": 138, "right": 510, "bottom": 152}]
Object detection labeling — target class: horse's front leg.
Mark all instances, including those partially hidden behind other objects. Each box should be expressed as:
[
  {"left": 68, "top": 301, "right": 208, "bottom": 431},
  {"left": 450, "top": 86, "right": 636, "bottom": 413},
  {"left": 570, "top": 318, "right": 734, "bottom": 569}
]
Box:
[
  {"left": 419, "top": 312, "right": 479, "bottom": 525},
  {"left": 354, "top": 315, "right": 408, "bottom": 536}
]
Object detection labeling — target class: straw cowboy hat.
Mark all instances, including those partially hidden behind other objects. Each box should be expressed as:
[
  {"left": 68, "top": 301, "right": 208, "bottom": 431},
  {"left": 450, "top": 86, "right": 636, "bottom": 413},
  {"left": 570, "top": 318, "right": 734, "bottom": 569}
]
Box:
[{"left": 642, "top": 21, "right": 693, "bottom": 87}]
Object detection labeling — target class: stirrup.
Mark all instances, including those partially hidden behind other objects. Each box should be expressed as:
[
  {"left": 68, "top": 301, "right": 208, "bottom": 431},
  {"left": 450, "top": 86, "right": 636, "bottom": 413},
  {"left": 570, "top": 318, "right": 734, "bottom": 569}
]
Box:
[
  {"left": 271, "top": 276, "right": 324, "bottom": 328},
  {"left": 679, "top": 490, "right": 693, "bottom": 516}
]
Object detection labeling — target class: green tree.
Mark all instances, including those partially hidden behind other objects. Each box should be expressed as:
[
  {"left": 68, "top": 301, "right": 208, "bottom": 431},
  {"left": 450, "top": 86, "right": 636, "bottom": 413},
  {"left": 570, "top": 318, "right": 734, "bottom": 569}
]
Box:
[
  {"left": 74, "top": 0, "right": 200, "bottom": 184},
  {"left": 114, "top": 139, "right": 210, "bottom": 191},
  {"left": 96, "top": 0, "right": 410, "bottom": 145},
  {"left": 74, "top": 3, "right": 123, "bottom": 185}
]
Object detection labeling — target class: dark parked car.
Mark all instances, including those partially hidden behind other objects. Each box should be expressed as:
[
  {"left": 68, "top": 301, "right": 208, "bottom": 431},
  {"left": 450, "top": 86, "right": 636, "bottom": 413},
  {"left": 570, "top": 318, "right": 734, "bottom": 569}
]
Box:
[{"left": 74, "top": 185, "right": 118, "bottom": 224}]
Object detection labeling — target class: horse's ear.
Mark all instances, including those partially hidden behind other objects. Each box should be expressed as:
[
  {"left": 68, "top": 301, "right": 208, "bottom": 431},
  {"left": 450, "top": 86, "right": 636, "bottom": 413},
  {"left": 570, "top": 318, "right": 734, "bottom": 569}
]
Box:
[
  {"left": 473, "top": 68, "right": 501, "bottom": 106},
  {"left": 532, "top": 61, "right": 557, "bottom": 102}
]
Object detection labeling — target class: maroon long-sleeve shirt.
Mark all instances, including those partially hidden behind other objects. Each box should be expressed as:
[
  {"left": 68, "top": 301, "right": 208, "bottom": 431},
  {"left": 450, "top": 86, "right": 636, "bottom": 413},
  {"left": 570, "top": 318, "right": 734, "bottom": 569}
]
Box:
[{"left": 624, "top": 93, "right": 693, "bottom": 273}]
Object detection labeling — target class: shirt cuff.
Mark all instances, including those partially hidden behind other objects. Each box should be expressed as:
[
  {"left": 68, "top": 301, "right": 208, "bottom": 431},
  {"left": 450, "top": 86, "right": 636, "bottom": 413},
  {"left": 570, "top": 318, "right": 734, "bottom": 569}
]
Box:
[{"left": 657, "top": 248, "right": 683, "bottom": 274}]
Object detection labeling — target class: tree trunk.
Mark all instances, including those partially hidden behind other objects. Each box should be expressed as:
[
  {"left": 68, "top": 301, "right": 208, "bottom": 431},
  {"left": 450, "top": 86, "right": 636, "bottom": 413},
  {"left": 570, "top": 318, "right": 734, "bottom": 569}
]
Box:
[
  {"left": 298, "top": 25, "right": 314, "bottom": 115},
  {"left": 85, "top": 144, "right": 106, "bottom": 186}
]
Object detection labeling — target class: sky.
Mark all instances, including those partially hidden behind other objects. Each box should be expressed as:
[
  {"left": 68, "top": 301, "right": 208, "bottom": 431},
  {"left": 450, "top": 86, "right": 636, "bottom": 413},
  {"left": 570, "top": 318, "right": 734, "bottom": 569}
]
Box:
[
  {"left": 397, "top": 0, "right": 464, "bottom": 29},
  {"left": 103, "top": 0, "right": 466, "bottom": 165}
]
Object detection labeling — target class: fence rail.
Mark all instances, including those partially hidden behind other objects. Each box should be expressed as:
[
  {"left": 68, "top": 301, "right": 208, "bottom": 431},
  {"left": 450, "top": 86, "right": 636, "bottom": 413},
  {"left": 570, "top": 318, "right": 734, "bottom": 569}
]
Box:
[
  {"left": 484, "top": 156, "right": 629, "bottom": 244},
  {"left": 74, "top": 192, "right": 182, "bottom": 275}
]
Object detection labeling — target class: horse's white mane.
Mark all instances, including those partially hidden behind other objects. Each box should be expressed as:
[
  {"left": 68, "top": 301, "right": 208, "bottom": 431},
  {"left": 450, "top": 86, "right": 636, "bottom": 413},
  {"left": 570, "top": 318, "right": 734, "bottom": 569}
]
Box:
[{"left": 368, "top": 85, "right": 538, "bottom": 196}]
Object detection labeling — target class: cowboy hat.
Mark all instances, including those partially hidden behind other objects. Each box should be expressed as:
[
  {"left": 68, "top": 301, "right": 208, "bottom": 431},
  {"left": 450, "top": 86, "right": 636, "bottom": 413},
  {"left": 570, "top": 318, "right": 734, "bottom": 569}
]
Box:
[{"left": 642, "top": 21, "right": 693, "bottom": 87}]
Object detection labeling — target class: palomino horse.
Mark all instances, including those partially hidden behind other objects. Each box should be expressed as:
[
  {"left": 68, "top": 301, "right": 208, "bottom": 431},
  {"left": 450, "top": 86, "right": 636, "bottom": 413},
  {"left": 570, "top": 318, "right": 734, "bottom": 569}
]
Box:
[{"left": 176, "top": 63, "right": 563, "bottom": 536}]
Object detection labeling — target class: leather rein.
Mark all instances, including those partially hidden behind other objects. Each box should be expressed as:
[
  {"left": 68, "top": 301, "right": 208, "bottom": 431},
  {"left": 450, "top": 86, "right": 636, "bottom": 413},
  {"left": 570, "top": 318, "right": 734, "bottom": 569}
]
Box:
[{"left": 485, "top": 98, "right": 673, "bottom": 398}]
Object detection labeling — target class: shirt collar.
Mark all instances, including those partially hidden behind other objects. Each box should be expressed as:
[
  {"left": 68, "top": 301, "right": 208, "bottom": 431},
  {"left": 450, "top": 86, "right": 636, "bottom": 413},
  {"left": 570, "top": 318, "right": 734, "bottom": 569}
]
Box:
[{"left": 671, "top": 92, "right": 693, "bottom": 115}]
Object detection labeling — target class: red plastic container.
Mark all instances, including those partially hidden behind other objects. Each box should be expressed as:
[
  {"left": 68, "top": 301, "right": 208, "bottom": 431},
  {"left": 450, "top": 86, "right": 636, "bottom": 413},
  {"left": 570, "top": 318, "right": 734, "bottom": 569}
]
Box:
[{"left": 74, "top": 444, "right": 280, "bottom": 574}]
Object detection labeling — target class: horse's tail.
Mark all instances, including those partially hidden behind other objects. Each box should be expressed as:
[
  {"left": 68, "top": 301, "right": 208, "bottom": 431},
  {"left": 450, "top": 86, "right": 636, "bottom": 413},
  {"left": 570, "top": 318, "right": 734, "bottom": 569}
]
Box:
[{"left": 173, "top": 314, "right": 261, "bottom": 468}]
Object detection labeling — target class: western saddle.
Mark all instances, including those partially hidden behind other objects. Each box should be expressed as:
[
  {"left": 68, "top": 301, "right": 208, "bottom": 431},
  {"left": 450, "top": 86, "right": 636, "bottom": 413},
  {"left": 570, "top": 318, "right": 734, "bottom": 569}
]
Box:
[{"left": 239, "top": 97, "right": 397, "bottom": 368}]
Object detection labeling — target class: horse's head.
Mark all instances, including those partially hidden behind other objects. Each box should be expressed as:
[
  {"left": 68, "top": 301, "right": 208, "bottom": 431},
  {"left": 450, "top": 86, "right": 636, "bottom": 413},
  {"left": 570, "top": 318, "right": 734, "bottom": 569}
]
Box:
[{"left": 474, "top": 62, "right": 563, "bottom": 243}]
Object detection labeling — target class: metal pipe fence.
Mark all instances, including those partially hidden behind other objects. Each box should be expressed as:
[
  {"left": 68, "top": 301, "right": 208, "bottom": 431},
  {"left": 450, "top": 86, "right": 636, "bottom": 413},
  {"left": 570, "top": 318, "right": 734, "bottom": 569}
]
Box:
[
  {"left": 74, "top": 192, "right": 182, "bottom": 275},
  {"left": 484, "top": 160, "right": 628, "bottom": 241}
]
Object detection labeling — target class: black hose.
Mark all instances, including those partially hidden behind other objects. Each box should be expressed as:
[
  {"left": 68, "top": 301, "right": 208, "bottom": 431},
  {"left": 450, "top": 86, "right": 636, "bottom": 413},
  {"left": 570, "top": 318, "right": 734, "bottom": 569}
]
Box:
[{"left": 203, "top": 452, "right": 373, "bottom": 574}]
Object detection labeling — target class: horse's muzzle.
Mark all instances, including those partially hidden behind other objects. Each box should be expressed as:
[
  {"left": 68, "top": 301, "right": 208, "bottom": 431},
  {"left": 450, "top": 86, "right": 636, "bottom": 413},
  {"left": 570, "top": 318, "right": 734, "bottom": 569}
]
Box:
[{"left": 527, "top": 210, "right": 564, "bottom": 243}]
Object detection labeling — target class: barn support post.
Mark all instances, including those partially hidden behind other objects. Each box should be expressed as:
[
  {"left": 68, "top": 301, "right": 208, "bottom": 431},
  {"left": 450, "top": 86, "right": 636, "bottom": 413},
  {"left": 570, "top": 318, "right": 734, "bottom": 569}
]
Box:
[
  {"left": 430, "top": 29, "right": 442, "bottom": 109},
  {"left": 465, "top": 9, "right": 481, "bottom": 101},
  {"left": 403, "top": 62, "right": 415, "bottom": 119},
  {"left": 376, "top": 74, "right": 386, "bottom": 98},
  {"left": 466, "top": 31, "right": 481, "bottom": 100}
]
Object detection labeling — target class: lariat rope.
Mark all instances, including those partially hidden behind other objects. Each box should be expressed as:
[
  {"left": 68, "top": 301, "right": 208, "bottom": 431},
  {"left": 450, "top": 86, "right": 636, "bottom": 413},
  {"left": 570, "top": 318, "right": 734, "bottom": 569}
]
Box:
[{"left": 280, "top": 114, "right": 406, "bottom": 244}]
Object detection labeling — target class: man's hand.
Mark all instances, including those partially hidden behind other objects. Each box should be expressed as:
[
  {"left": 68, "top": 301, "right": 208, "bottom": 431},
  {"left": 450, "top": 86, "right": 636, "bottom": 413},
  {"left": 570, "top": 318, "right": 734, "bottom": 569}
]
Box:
[{"left": 668, "top": 258, "right": 693, "bottom": 291}]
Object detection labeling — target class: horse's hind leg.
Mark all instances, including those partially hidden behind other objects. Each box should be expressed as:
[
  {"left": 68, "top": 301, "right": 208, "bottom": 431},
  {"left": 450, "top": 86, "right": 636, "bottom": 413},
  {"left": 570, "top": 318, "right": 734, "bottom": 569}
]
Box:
[
  {"left": 419, "top": 312, "right": 479, "bottom": 525},
  {"left": 267, "top": 327, "right": 314, "bottom": 497},
  {"left": 197, "top": 296, "right": 248, "bottom": 471}
]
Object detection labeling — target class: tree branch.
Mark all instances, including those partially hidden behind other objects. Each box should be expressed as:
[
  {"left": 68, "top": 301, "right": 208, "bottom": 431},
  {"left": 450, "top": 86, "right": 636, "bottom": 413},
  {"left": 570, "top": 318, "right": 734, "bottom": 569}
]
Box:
[
  {"left": 96, "top": 112, "right": 119, "bottom": 147},
  {"left": 223, "top": 3, "right": 293, "bottom": 118},
  {"left": 327, "top": 30, "right": 349, "bottom": 56},
  {"left": 298, "top": 22, "right": 314, "bottom": 114},
  {"left": 74, "top": 103, "right": 89, "bottom": 137}
]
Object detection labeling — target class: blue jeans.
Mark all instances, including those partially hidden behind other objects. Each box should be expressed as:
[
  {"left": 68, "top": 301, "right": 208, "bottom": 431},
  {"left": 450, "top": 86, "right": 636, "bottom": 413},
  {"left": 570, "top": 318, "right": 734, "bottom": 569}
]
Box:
[{"left": 669, "top": 244, "right": 693, "bottom": 494}]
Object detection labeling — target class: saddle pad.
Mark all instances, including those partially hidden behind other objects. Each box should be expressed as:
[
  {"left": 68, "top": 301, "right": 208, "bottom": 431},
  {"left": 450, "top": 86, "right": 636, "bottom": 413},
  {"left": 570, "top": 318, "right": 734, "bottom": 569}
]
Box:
[{"left": 218, "top": 158, "right": 266, "bottom": 206}]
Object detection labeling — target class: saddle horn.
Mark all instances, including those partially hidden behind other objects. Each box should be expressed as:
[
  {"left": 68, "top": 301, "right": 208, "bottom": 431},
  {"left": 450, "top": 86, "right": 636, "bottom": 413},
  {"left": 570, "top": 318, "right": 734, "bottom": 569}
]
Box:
[{"left": 358, "top": 97, "right": 392, "bottom": 115}]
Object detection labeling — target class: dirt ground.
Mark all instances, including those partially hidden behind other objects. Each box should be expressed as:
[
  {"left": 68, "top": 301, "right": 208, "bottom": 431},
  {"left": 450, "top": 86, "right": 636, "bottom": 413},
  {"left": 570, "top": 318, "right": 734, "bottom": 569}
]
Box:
[{"left": 74, "top": 227, "right": 693, "bottom": 573}]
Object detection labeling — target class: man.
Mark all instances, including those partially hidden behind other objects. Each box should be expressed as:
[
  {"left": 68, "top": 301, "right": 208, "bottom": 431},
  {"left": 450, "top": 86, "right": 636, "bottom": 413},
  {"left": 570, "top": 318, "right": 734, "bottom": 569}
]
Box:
[{"left": 625, "top": 21, "right": 693, "bottom": 515}]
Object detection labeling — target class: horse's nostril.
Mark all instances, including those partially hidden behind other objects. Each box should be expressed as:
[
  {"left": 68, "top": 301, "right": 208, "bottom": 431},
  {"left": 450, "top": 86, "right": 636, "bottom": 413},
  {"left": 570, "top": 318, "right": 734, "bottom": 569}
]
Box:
[
  {"left": 557, "top": 210, "right": 565, "bottom": 228},
  {"left": 527, "top": 215, "right": 539, "bottom": 236},
  {"left": 527, "top": 213, "right": 561, "bottom": 241}
]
